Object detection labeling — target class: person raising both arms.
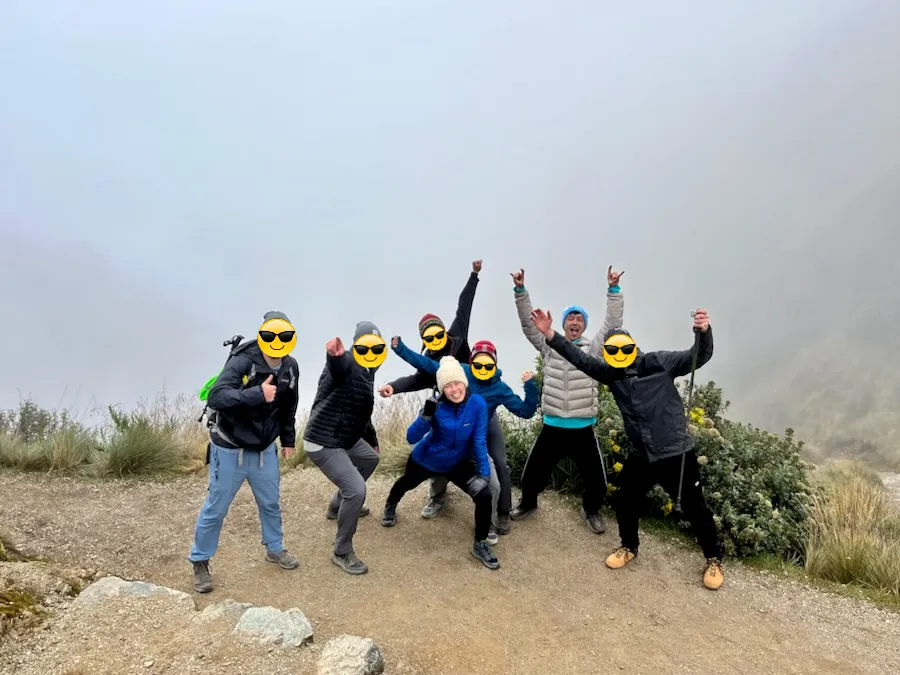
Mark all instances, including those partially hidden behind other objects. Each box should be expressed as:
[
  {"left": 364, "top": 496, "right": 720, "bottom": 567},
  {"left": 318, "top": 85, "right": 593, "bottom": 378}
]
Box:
[
  {"left": 379, "top": 260, "right": 483, "bottom": 520},
  {"left": 509, "top": 266, "right": 625, "bottom": 535},
  {"left": 390, "top": 335, "right": 540, "bottom": 541},
  {"left": 529, "top": 306, "right": 725, "bottom": 591},
  {"left": 381, "top": 356, "right": 500, "bottom": 571}
]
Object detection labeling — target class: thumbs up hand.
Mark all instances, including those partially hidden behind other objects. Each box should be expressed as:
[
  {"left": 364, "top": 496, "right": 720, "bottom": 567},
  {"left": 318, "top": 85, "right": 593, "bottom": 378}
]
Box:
[{"left": 261, "top": 374, "right": 277, "bottom": 403}]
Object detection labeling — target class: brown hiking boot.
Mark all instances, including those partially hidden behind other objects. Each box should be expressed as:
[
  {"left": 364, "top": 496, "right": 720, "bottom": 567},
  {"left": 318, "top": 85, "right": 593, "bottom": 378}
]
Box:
[
  {"left": 605, "top": 547, "right": 637, "bottom": 570},
  {"left": 703, "top": 558, "right": 724, "bottom": 590},
  {"left": 191, "top": 560, "right": 213, "bottom": 593}
]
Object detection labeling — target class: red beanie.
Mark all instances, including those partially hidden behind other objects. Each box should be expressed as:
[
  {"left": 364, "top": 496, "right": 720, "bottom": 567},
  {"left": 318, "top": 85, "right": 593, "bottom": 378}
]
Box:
[
  {"left": 418, "top": 313, "right": 444, "bottom": 335},
  {"left": 470, "top": 340, "right": 498, "bottom": 364}
]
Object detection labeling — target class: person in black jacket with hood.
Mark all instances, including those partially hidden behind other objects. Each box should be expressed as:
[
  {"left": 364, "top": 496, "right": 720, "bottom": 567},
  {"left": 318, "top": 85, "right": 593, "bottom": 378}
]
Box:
[
  {"left": 529, "top": 307, "right": 726, "bottom": 591},
  {"left": 378, "top": 260, "right": 482, "bottom": 519},
  {"left": 304, "top": 320, "right": 385, "bottom": 576},
  {"left": 188, "top": 310, "right": 300, "bottom": 594}
]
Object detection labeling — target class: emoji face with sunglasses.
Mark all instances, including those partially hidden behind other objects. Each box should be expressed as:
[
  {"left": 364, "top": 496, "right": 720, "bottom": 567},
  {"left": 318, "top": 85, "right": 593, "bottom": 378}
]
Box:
[
  {"left": 421, "top": 324, "right": 448, "bottom": 352},
  {"left": 470, "top": 353, "right": 498, "bottom": 381},
  {"left": 353, "top": 333, "right": 388, "bottom": 368},
  {"left": 257, "top": 317, "right": 297, "bottom": 357},
  {"left": 602, "top": 332, "right": 638, "bottom": 368}
]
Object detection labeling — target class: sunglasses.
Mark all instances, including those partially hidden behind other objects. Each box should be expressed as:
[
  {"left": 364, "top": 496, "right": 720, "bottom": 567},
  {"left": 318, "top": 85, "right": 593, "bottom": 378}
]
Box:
[
  {"left": 259, "top": 330, "right": 295, "bottom": 343},
  {"left": 354, "top": 344, "right": 386, "bottom": 356},
  {"left": 422, "top": 330, "right": 446, "bottom": 343},
  {"left": 603, "top": 344, "right": 636, "bottom": 356},
  {"left": 471, "top": 362, "right": 496, "bottom": 372}
]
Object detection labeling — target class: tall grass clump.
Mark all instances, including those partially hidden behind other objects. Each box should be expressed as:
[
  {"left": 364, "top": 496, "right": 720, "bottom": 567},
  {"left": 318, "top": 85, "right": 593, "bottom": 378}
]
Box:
[
  {"left": 370, "top": 392, "right": 427, "bottom": 475},
  {"left": 805, "top": 460, "right": 900, "bottom": 598}
]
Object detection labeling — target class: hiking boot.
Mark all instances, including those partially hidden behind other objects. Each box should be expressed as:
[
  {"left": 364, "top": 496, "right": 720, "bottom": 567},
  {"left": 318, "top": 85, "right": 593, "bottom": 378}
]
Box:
[
  {"left": 496, "top": 514, "right": 511, "bottom": 536},
  {"left": 703, "top": 557, "right": 725, "bottom": 590},
  {"left": 332, "top": 550, "right": 368, "bottom": 575},
  {"left": 421, "top": 498, "right": 445, "bottom": 519},
  {"left": 381, "top": 502, "right": 398, "bottom": 527},
  {"left": 486, "top": 526, "right": 499, "bottom": 546},
  {"left": 509, "top": 503, "right": 537, "bottom": 521},
  {"left": 326, "top": 504, "right": 371, "bottom": 520},
  {"left": 265, "top": 549, "right": 299, "bottom": 570},
  {"left": 581, "top": 507, "right": 606, "bottom": 534},
  {"left": 471, "top": 539, "right": 500, "bottom": 570},
  {"left": 605, "top": 547, "right": 637, "bottom": 570},
  {"left": 191, "top": 561, "right": 213, "bottom": 593}
]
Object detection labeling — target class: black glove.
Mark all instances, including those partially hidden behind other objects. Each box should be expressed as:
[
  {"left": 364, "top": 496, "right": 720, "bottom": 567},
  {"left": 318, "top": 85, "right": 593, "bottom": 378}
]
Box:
[{"left": 422, "top": 395, "right": 438, "bottom": 418}]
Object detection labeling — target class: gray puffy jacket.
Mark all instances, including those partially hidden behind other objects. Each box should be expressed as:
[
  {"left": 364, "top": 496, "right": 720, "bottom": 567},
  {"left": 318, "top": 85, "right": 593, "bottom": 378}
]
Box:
[{"left": 514, "top": 286, "right": 624, "bottom": 419}]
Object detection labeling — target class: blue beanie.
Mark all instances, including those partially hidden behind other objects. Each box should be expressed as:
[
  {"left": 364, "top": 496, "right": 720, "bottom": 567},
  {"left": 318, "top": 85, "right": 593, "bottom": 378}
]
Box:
[{"left": 561, "top": 305, "right": 589, "bottom": 327}]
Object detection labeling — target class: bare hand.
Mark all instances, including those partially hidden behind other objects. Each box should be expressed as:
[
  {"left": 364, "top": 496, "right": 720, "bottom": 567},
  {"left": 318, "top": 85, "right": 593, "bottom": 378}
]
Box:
[
  {"left": 522, "top": 371, "right": 534, "bottom": 383},
  {"left": 326, "top": 337, "right": 344, "bottom": 357},
  {"left": 391, "top": 336, "right": 400, "bottom": 349},
  {"left": 510, "top": 268, "right": 525, "bottom": 288},
  {"left": 261, "top": 374, "right": 277, "bottom": 403},
  {"left": 608, "top": 265, "right": 625, "bottom": 287},
  {"left": 530, "top": 309, "right": 553, "bottom": 338},
  {"left": 692, "top": 308, "right": 710, "bottom": 333},
  {"left": 472, "top": 259, "right": 483, "bottom": 273},
  {"left": 281, "top": 446, "right": 294, "bottom": 459},
  {"left": 378, "top": 384, "right": 394, "bottom": 398}
]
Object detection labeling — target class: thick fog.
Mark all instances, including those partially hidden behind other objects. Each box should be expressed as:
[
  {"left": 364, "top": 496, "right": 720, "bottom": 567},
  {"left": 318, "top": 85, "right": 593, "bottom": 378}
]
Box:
[{"left": 2, "top": 1, "right": 898, "bottom": 450}]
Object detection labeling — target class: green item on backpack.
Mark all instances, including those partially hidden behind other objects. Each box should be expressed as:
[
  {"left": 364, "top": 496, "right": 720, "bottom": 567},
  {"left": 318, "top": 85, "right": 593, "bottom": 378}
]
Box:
[{"left": 198, "top": 372, "right": 222, "bottom": 402}]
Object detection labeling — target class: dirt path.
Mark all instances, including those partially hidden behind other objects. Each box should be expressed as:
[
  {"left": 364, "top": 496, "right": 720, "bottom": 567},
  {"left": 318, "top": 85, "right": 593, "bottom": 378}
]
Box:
[{"left": 1, "top": 468, "right": 899, "bottom": 674}]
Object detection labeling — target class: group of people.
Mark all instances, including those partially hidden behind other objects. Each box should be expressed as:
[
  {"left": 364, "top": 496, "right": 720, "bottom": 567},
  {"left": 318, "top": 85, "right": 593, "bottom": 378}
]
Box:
[{"left": 186, "top": 260, "right": 725, "bottom": 595}]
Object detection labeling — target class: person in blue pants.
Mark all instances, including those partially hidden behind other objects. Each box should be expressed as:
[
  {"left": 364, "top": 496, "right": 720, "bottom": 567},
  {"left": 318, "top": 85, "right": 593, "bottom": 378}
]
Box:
[{"left": 188, "top": 311, "right": 301, "bottom": 594}]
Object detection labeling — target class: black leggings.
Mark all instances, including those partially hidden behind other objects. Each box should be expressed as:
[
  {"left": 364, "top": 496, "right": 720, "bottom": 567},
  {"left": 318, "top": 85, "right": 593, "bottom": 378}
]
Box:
[
  {"left": 388, "top": 455, "right": 493, "bottom": 541},
  {"left": 616, "top": 450, "right": 723, "bottom": 559}
]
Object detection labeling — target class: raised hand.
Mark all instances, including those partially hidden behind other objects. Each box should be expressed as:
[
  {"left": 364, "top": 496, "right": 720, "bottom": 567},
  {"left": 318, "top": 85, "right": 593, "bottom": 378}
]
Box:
[
  {"left": 692, "top": 308, "right": 710, "bottom": 333},
  {"left": 326, "top": 337, "right": 344, "bottom": 357},
  {"left": 607, "top": 265, "right": 625, "bottom": 287},
  {"left": 521, "top": 371, "right": 534, "bottom": 383},
  {"left": 472, "top": 259, "right": 483, "bottom": 274},
  {"left": 530, "top": 308, "right": 553, "bottom": 338},
  {"left": 378, "top": 384, "right": 394, "bottom": 398},
  {"left": 391, "top": 336, "right": 400, "bottom": 349},
  {"left": 510, "top": 268, "right": 525, "bottom": 288},
  {"left": 261, "top": 374, "right": 277, "bottom": 403}
]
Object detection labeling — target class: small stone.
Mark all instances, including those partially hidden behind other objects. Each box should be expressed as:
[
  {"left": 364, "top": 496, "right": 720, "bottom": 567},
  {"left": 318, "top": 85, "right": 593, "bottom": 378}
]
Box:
[
  {"left": 317, "top": 634, "right": 384, "bottom": 675},
  {"left": 144, "top": 660, "right": 154, "bottom": 668}
]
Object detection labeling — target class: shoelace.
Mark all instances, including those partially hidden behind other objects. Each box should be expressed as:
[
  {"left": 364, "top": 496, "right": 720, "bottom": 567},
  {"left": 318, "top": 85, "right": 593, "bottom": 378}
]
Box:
[{"left": 706, "top": 559, "right": 721, "bottom": 576}]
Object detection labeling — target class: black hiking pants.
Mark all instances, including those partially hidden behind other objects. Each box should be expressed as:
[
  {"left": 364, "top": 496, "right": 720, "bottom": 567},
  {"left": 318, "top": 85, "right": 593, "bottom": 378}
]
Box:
[
  {"left": 388, "top": 455, "right": 493, "bottom": 541},
  {"left": 616, "top": 450, "right": 723, "bottom": 559},
  {"left": 518, "top": 424, "right": 608, "bottom": 515}
]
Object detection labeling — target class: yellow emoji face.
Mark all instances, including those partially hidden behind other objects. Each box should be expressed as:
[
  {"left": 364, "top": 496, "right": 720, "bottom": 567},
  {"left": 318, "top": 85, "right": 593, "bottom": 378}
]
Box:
[
  {"left": 422, "top": 325, "right": 448, "bottom": 352},
  {"left": 353, "top": 333, "right": 387, "bottom": 369},
  {"left": 602, "top": 333, "right": 637, "bottom": 368},
  {"left": 470, "top": 353, "right": 496, "bottom": 381},
  {"left": 257, "top": 318, "right": 297, "bottom": 358}
]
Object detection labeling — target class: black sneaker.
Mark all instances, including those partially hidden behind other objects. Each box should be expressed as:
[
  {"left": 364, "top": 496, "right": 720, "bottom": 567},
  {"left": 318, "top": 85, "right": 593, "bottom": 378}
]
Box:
[
  {"left": 331, "top": 550, "right": 368, "bottom": 575},
  {"left": 381, "top": 502, "right": 397, "bottom": 527},
  {"left": 471, "top": 539, "right": 500, "bottom": 570},
  {"left": 581, "top": 507, "right": 606, "bottom": 534},
  {"left": 496, "top": 514, "right": 511, "bottom": 535},
  {"left": 191, "top": 560, "right": 212, "bottom": 593},
  {"left": 509, "top": 503, "right": 537, "bottom": 521}
]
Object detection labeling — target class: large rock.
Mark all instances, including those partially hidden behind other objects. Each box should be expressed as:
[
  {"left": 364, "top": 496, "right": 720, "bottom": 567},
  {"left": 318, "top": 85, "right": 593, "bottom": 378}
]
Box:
[
  {"left": 233, "top": 606, "right": 314, "bottom": 648},
  {"left": 193, "top": 599, "right": 252, "bottom": 625},
  {"left": 317, "top": 635, "right": 385, "bottom": 675},
  {"left": 72, "top": 576, "right": 195, "bottom": 609}
]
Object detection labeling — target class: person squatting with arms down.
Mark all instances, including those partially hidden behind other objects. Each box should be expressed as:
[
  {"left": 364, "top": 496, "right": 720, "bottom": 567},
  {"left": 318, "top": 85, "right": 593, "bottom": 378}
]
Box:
[
  {"left": 379, "top": 260, "right": 485, "bottom": 521},
  {"left": 188, "top": 310, "right": 301, "bottom": 594},
  {"left": 509, "top": 266, "right": 625, "bottom": 535},
  {"left": 303, "top": 320, "right": 388, "bottom": 575},
  {"left": 380, "top": 356, "right": 500, "bottom": 570},
  {"left": 390, "top": 335, "right": 539, "bottom": 543},
  {"left": 529, "top": 306, "right": 725, "bottom": 590}
]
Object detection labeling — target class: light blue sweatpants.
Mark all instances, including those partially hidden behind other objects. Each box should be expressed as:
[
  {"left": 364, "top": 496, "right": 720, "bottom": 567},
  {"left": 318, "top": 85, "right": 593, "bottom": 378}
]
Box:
[{"left": 188, "top": 441, "right": 284, "bottom": 562}]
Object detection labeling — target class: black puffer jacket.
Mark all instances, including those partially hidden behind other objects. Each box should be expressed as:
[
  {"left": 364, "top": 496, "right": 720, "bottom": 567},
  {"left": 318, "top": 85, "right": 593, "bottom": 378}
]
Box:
[
  {"left": 546, "top": 328, "right": 713, "bottom": 462},
  {"left": 207, "top": 342, "right": 299, "bottom": 452}
]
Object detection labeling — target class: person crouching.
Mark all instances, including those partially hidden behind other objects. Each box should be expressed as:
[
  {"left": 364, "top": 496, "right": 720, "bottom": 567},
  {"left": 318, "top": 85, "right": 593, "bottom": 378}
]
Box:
[{"left": 380, "top": 356, "right": 499, "bottom": 570}]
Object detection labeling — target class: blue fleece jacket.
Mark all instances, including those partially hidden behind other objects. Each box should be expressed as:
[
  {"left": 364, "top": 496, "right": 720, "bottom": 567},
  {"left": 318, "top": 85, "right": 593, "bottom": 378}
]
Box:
[
  {"left": 406, "top": 391, "right": 491, "bottom": 477},
  {"left": 393, "top": 338, "right": 540, "bottom": 420}
]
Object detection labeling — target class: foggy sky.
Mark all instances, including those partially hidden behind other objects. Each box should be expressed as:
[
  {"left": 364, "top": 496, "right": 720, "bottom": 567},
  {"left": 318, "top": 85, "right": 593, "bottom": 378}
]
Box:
[{"left": 2, "top": 1, "right": 899, "bottom": 435}]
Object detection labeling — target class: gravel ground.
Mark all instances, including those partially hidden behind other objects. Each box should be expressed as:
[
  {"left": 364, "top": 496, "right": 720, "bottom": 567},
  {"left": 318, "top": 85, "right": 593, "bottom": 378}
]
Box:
[{"left": 1, "top": 467, "right": 899, "bottom": 674}]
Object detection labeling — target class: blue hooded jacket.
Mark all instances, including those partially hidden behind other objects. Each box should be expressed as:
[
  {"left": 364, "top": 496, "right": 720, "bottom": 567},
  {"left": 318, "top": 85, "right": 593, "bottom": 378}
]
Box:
[
  {"left": 406, "top": 391, "right": 491, "bottom": 477},
  {"left": 392, "top": 338, "right": 539, "bottom": 420}
]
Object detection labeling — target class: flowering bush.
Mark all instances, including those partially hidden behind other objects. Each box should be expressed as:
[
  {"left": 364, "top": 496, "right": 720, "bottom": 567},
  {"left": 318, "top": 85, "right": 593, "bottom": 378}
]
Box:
[{"left": 502, "top": 355, "right": 816, "bottom": 560}]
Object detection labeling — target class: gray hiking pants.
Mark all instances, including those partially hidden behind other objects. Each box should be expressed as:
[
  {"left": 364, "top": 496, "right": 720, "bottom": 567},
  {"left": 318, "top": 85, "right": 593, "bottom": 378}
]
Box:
[
  {"left": 428, "top": 414, "right": 505, "bottom": 526},
  {"left": 305, "top": 438, "right": 380, "bottom": 556}
]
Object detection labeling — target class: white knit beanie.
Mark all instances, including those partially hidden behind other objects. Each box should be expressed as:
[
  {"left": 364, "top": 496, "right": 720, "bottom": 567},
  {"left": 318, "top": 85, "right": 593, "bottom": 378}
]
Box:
[{"left": 435, "top": 356, "right": 468, "bottom": 394}]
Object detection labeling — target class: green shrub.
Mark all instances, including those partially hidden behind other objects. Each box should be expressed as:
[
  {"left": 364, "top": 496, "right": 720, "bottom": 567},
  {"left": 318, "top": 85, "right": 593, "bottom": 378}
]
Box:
[{"left": 95, "top": 407, "right": 191, "bottom": 477}]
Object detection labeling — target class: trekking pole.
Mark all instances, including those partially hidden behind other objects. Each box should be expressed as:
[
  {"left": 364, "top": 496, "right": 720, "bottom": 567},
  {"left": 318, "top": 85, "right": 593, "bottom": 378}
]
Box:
[{"left": 674, "top": 312, "right": 702, "bottom": 515}]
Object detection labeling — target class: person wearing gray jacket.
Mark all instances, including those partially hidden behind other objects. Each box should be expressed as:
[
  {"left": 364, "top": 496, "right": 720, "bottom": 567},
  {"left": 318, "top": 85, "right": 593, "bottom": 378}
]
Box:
[{"left": 508, "top": 266, "right": 624, "bottom": 534}]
